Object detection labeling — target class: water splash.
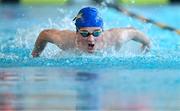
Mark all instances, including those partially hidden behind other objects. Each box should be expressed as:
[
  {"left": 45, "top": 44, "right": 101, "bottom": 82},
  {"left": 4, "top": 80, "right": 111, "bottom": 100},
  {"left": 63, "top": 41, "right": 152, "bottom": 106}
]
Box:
[{"left": 1, "top": 5, "right": 180, "bottom": 69}]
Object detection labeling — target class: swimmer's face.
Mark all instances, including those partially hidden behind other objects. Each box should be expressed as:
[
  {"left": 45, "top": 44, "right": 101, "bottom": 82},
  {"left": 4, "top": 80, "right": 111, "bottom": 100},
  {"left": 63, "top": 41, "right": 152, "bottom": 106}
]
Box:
[{"left": 77, "top": 27, "right": 103, "bottom": 53}]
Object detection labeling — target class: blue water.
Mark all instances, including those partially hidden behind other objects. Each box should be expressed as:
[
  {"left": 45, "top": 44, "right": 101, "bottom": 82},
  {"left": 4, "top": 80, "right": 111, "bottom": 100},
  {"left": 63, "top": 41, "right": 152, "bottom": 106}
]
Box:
[
  {"left": 0, "top": 4, "right": 180, "bottom": 110},
  {"left": 1, "top": 5, "right": 180, "bottom": 68}
]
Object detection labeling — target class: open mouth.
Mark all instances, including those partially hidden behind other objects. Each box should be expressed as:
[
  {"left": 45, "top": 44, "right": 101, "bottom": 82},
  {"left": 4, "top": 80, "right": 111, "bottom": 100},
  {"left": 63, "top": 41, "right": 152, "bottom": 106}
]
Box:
[
  {"left": 88, "top": 43, "right": 95, "bottom": 52},
  {"left": 88, "top": 44, "right": 94, "bottom": 47}
]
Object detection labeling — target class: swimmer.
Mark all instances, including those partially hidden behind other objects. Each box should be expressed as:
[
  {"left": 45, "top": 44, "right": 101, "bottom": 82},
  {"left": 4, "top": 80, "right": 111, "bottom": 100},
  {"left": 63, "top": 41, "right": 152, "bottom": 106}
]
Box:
[{"left": 32, "top": 7, "right": 150, "bottom": 57}]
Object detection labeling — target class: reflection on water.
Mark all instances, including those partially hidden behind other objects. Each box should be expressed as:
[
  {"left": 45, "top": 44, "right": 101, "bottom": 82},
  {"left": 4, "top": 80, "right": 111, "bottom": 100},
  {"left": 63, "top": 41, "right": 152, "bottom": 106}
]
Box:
[
  {"left": 0, "top": 68, "right": 180, "bottom": 111},
  {"left": 0, "top": 93, "right": 15, "bottom": 111},
  {"left": 75, "top": 72, "right": 100, "bottom": 110}
]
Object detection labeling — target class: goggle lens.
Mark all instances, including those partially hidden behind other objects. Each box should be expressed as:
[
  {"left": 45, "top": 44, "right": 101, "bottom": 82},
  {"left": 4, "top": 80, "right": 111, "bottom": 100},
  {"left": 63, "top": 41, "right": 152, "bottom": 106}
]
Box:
[{"left": 92, "top": 30, "right": 101, "bottom": 37}]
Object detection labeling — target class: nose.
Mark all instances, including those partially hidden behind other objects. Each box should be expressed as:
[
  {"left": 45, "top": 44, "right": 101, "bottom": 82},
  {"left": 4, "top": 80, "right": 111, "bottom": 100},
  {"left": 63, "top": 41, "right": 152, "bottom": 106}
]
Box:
[{"left": 87, "top": 34, "right": 95, "bottom": 42}]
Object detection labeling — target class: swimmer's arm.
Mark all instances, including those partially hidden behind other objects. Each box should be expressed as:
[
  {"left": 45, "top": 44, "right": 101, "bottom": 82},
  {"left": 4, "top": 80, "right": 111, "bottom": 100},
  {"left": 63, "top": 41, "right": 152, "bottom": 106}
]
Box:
[
  {"left": 31, "top": 29, "right": 59, "bottom": 57},
  {"left": 128, "top": 29, "right": 151, "bottom": 52}
]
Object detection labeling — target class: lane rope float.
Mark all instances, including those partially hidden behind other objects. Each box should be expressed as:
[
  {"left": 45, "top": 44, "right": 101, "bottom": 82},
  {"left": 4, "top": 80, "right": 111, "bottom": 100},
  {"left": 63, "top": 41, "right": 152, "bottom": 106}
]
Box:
[{"left": 103, "top": 2, "right": 180, "bottom": 35}]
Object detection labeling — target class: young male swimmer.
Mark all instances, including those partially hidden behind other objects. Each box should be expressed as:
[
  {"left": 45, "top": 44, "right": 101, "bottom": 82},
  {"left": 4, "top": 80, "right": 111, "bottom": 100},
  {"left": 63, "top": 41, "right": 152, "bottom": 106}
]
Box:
[{"left": 32, "top": 7, "right": 150, "bottom": 57}]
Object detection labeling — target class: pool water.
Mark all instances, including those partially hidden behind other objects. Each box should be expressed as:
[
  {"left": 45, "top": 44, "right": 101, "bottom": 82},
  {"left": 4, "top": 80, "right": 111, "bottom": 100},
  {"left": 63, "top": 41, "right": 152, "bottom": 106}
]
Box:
[{"left": 0, "top": 4, "right": 180, "bottom": 111}]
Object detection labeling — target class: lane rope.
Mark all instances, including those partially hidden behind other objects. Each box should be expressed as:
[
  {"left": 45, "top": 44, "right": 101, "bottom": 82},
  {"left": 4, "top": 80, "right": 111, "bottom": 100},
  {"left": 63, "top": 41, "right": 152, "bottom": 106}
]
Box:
[{"left": 103, "top": 2, "right": 180, "bottom": 35}]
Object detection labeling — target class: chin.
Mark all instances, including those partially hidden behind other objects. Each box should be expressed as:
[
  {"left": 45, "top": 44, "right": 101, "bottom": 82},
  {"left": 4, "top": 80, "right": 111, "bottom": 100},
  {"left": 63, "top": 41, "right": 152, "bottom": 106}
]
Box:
[{"left": 87, "top": 50, "right": 95, "bottom": 53}]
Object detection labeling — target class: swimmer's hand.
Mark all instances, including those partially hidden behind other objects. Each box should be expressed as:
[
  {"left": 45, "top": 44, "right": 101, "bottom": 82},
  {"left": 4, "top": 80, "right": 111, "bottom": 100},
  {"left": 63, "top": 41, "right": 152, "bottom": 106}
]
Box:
[
  {"left": 141, "top": 42, "right": 151, "bottom": 54},
  {"left": 31, "top": 50, "right": 40, "bottom": 58}
]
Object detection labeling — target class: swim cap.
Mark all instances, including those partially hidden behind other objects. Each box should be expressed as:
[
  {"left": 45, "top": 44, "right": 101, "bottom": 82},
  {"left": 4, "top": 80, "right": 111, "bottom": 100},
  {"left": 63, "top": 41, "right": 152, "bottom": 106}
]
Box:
[{"left": 73, "top": 7, "right": 103, "bottom": 29}]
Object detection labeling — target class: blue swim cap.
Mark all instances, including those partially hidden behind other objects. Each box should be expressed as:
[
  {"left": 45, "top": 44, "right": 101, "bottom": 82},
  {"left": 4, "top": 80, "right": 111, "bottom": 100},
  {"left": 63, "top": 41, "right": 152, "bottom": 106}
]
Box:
[{"left": 73, "top": 7, "right": 103, "bottom": 29}]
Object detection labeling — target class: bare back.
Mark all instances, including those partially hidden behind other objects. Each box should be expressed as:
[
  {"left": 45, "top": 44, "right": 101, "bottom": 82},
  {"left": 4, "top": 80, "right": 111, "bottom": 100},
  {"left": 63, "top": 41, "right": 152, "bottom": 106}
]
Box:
[
  {"left": 44, "top": 29, "right": 76, "bottom": 49},
  {"left": 103, "top": 27, "right": 147, "bottom": 48}
]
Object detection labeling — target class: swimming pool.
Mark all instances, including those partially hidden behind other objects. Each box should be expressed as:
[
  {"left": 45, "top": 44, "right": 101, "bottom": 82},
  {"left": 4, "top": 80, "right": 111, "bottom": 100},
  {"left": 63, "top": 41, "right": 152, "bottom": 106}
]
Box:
[{"left": 0, "top": 4, "right": 180, "bottom": 110}]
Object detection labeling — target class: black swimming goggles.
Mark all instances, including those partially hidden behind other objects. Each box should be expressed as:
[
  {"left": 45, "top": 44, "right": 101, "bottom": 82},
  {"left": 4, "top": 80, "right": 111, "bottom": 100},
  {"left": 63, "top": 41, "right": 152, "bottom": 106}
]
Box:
[{"left": 78, "top": 29, "right": 102, "bottom": 37}]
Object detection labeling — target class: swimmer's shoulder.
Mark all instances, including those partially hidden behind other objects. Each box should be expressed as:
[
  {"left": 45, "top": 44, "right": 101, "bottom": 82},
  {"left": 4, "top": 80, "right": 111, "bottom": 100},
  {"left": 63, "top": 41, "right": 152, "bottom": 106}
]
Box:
[
  {"left": 42, "top": 29, "right": 75, "bottom": 35},
  {"left": 103, "top": 27, "right": 137, "bottom": 41},
  {"left": 105, "top": 27, "right": 136, "bottom": 33},
  {"left": 41, "top": 29, "right": 76, "bottom": 40}
]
